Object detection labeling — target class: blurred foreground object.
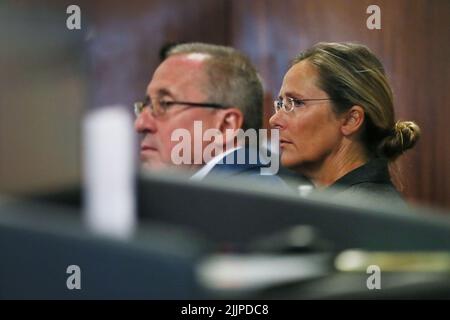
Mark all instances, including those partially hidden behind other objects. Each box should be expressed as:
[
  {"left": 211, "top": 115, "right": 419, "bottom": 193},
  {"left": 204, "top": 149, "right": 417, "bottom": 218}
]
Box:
[
  {"left": 83, "top": 106, "right": 136, "bottom": 238},
  {"left": 3, "top": 173, "right": 450, "bottom": 298},
  {"left": 0, "top": 2, "right": 87, "bottom": 195},
  {"left": 0, "top": 198, "right": 205, "bottom": 299}
]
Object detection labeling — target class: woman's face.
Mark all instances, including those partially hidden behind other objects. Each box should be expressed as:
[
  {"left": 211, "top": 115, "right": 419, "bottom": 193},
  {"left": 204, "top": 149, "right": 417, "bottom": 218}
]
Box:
[{"left": 269, "top": 60, "right": 344, "bottom": 172}]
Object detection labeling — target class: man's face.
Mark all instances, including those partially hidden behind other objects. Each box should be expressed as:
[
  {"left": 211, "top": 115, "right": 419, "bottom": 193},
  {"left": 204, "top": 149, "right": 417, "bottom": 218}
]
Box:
[{"left": 135, "top": 54, "right": 220, "bottom": 171}]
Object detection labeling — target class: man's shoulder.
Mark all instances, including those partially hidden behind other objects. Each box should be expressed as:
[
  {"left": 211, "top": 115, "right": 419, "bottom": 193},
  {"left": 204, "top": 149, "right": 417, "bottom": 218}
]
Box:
[
  {"left": 209, "top": 157, "right": 291, "bottom": 189},
  {"left": 208, "top": 147, "right": 277, "bottom": 177},
  {"left": 208, "top": 163, "right": 293, "bottom": 194}
]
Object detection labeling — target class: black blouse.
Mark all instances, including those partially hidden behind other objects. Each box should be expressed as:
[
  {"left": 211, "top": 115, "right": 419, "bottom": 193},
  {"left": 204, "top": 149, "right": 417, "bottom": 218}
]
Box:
[{"left": 328, "top": 158, "right": 404, "bottom": 203}]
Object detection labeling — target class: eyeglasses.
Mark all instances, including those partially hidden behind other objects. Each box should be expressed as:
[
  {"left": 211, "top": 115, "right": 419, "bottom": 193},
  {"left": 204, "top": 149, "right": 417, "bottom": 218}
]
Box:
[
  {"left": 273, "top": 97, "right": 332, "bottom": 113},
  {"left": 134, "top": 96, "right": 228, "bottom": 117}
]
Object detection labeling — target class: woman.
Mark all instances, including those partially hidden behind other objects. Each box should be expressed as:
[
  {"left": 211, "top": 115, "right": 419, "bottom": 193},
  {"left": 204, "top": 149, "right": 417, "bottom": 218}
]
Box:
[{"left": 270, "top": 42, "right": 420, "bottom": 201}]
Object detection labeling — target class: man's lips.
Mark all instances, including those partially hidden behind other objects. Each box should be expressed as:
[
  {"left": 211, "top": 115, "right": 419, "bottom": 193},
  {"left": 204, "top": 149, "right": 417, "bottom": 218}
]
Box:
[
  {"left": 140, "top": 145, "right": 158, "bottom": 152},
  {"left": 140, "top": 145, "right": 158, "bottom": 161}
]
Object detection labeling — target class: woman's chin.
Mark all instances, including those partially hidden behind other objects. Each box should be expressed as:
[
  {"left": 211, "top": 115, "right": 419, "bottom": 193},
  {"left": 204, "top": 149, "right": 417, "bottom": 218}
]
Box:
[{"left": 281, "top": 154, "right": 301, "bottom": 169}]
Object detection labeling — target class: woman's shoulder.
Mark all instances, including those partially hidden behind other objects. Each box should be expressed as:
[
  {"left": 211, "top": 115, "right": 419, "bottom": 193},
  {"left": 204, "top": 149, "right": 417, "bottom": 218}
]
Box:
[
  {"left": 328, "top": 158, "right": 405, "bottom": 203},
  {"left": 341, "top": 181, "right": 403, "bottom": 199}
]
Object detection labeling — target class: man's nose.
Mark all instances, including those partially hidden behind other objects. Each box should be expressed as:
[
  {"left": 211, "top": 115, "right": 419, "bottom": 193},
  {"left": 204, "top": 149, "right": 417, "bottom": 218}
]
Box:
[{"left": 134, "top": 107, "right": 156, "bottom": 133}]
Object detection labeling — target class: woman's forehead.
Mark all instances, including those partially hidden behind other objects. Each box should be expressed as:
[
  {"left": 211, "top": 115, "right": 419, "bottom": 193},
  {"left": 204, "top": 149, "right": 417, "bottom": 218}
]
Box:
[{"left": 281, "top": 61, "right": 321, "bottom": 95}]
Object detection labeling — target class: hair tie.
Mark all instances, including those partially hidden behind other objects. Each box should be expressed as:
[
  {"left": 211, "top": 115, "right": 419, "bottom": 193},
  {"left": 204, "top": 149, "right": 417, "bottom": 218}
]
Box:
[{"left": 394, "top": 121, "right": 404, "bottom": 151}]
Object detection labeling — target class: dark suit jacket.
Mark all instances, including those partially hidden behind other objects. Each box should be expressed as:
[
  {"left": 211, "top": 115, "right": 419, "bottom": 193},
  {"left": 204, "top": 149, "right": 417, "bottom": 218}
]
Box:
[
  {"left": 204, "top": 147, "right": 292, "bottom": 191},
  {"left": 328, "top": 158, "right": 404, "bottom": 203}
]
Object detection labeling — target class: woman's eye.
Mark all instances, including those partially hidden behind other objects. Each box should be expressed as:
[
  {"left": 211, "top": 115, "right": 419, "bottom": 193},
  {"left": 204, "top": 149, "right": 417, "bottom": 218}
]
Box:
[
  {"left": 289, "top": 98, "right": 305, "bottom": 107},
  {"left": 290, "top": 98, "right": 305, "bottom": 107}
]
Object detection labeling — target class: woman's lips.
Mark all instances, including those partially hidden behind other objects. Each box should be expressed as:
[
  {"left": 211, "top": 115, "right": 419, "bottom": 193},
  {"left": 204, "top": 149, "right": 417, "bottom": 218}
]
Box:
[{"left": 280, "top": 139, "right": 292, "bottom": 146}]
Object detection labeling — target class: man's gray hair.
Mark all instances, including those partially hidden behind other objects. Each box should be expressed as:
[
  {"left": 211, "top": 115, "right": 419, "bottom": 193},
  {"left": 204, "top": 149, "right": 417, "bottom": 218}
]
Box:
[{"left": 168, "top": 43, "right": 263, "bottom": 130}]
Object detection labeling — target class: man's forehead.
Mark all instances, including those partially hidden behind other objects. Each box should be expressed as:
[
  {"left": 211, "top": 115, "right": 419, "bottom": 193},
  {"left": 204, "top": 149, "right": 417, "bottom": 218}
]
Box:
[
  {"left": 165, "top": 52, "right": 211, "bottom": 67},
  {"left": 147, "top": 53, "right": 210, "bottom": 95},
  {"left": 181, "top": 52, "right": 211, "bottom": 62}
]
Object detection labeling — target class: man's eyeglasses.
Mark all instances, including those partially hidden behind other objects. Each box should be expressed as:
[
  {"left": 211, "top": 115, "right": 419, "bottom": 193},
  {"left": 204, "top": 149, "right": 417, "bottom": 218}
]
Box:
[
  {"left": 273, "top": 97, "right": 332, "bottom": 113},
  {"left": 134, "top": 97, "right": 228, "bottom": 117}
]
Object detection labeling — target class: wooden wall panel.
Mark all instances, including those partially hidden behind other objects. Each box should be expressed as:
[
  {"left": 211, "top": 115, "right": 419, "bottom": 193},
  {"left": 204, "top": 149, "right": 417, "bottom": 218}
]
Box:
[
  {"left": 84, "top": 0, "right": 231, "bottom": 108},
  {"left": 1, "top": 0, "right": 231, "bottom": 194}
]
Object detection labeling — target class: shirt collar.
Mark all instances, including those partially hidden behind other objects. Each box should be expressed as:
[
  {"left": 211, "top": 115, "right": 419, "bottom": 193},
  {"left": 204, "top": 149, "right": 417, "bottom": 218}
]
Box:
[
  {"left": 331, "top": 158, "right": 392, "bottom": 188},
  {"left": 190, "top": 146, "right": 242, "bottom": 181}
]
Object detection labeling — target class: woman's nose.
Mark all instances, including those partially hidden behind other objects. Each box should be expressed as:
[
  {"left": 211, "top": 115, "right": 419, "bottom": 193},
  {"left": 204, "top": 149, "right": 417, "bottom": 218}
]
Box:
[{"left": 269, "top": 111, "right": 284, "bottom": 130}]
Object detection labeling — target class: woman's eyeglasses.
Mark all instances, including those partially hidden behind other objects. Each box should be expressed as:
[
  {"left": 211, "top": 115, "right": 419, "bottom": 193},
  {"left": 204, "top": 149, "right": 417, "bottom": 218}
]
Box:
[{"left": 273, "top": 97, "right": 332, "bottom": 113}]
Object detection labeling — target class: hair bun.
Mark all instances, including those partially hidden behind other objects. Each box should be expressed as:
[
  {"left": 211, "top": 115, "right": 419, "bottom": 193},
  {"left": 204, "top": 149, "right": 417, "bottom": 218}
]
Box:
[{"left": 378, "top": 120, "right": 421, "bottom": 160}]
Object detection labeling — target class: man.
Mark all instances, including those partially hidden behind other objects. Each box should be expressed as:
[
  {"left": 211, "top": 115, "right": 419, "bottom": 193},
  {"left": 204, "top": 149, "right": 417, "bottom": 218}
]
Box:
[{"left": 134, "top": 42, "right": 282, "bottom": 182}]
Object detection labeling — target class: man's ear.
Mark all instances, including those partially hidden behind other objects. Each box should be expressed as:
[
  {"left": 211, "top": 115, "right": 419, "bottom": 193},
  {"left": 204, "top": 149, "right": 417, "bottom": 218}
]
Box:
[
  {"left": 216, "top": 108, "right": 244, "bottom": 146},
  {"left": 217, "top": 108, "right": 244, "bottom": 132},
  {"left": 341, "top": 105, "right": 365, "bottom": 136}
]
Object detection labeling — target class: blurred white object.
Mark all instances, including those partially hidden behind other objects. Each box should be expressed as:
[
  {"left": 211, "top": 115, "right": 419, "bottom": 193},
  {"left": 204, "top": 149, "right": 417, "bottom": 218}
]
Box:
[
  {"left": 298, "top": 184, "right": 314, "bottom": 197},
  {"left": 83, "top": 106, "right": 136, "bottom": 238},
  {"left": 197, "top": 253, "right": 330, "bottom": 292}
]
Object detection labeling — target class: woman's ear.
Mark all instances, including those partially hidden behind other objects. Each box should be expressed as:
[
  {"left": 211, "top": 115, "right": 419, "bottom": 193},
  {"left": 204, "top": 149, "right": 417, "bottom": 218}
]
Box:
[{"left": 341, "top": 105, "right": 365, "bottom": 136}]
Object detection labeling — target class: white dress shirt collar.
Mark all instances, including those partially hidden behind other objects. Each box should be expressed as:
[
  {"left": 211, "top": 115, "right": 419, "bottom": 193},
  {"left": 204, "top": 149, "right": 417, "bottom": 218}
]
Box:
[{"left": 190, "top": 146, "right": 242, "bottom": 181}]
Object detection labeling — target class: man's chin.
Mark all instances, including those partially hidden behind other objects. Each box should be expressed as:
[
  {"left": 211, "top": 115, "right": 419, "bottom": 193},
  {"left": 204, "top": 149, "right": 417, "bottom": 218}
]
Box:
[
  {"left": 140, "top": 161, "right": 202, "bottom": 177},
  {"left": 140, "top": 159, "right": 171, "bottom": 172}
]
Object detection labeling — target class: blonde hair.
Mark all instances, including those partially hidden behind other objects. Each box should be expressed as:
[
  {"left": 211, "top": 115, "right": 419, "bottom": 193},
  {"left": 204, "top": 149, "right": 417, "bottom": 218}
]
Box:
[{"left": 293, "top": 42, "right": 420, "bottom": 161}]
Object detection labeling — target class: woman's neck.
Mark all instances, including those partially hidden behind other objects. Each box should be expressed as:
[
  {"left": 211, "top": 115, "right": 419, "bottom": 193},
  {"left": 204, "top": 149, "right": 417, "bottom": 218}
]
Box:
[{"left": 302, "top": 142, "right": 369, "bottom": 188}]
